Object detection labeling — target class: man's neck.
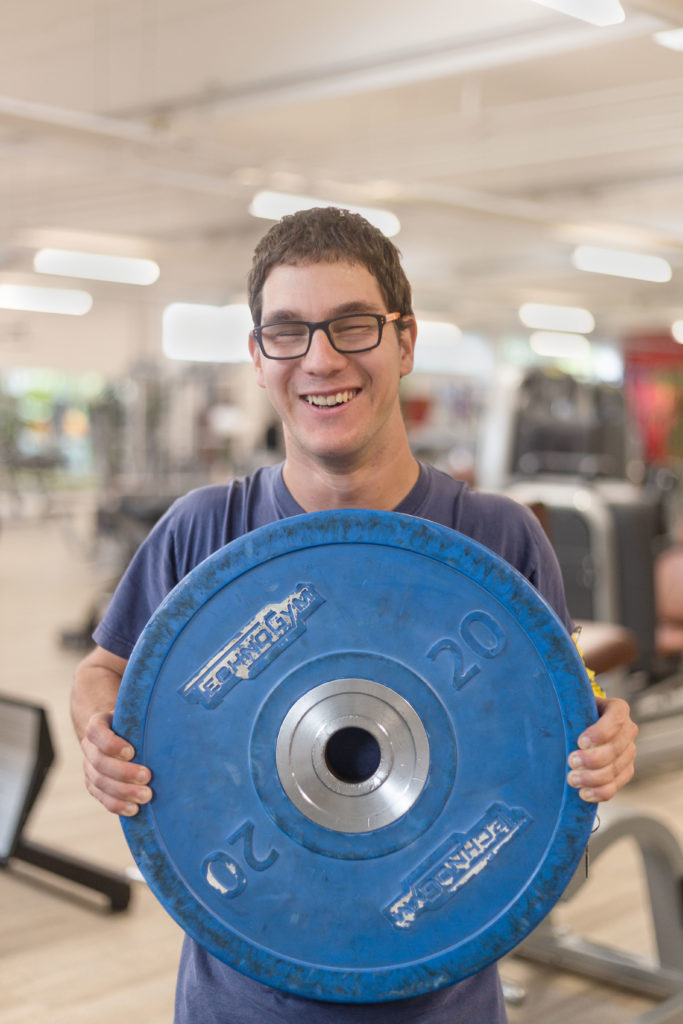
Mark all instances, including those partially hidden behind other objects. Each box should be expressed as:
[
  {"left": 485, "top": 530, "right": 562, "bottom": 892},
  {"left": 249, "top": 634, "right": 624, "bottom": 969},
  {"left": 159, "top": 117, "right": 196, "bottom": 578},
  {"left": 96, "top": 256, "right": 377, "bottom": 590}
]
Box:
[{"left": 282, "top": 444, "right": 420, "bottom": 512}]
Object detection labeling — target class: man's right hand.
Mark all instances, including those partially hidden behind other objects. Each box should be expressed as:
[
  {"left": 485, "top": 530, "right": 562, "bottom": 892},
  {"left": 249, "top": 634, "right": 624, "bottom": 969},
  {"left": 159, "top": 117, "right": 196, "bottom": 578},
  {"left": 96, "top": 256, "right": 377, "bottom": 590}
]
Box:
[
  {"left": 81, "top": 710, "right": 152, "bottom": 816},
  {"left": 72, "top": 645, "right": 152, "bottom": 817}
]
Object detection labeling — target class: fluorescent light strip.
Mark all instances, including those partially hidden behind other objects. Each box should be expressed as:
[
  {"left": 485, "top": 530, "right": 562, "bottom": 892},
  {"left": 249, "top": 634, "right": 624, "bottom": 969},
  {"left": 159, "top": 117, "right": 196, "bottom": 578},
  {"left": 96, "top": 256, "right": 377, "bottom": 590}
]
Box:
[
  {"left": 0, "top": 284, "right": 92, "bottom": 316},
  {"left": 412, "top": 320, "right": 472, "bottom": 374},
  {"left": 672, "top": 320, "right": 683, "bottom": 345},
  {"left": 528, "top": 0, "right": 625, "bottom": 27},
  {"left": 249, "top": 191, "right": 401, "bottom": 237},
  {"left": 653, "top": 29, "right": 683, "bottom": 52},
  {"left": 162, "top": 303, "right": 252, "bottom": 363},
  {"left": 529, "top": 331, "right": 591, "bottom": 358},
  {"left": 572, "top": 245, "right": 672, "bottom": 283},
  {"left": 417, "top": 320, "right": 462, "bottom": 346},
  {"left": 519, "top": 302, "right": 595, "bottom": 333},
  {"left": 34, "top": 248, "right": 160, "bottom": 285}
]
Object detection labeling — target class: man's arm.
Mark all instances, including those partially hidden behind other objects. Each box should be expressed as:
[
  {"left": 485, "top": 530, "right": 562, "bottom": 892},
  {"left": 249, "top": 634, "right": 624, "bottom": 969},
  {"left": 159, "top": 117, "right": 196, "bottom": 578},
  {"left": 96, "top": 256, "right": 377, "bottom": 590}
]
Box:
[{"left": 71, "top": 645, "right": 152, "bottom": 816}]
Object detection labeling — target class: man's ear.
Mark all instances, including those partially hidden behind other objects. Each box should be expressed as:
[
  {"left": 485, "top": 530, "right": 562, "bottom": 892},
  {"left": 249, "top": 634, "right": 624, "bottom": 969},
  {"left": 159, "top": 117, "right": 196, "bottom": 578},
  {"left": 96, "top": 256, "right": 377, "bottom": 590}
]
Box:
[
  {"left": 398, "top": 316, "right": 418, "bottom": 378},
  {"left": 248, "top": 334, "right": 266, "bottom": 389}
]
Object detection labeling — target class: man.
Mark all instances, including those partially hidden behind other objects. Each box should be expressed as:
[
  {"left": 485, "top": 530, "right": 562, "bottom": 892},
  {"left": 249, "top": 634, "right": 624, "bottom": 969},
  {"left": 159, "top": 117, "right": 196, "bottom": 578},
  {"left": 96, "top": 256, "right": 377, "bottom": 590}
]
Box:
[{"left": 71, "top": 207, "right": 638, "bottom": 1023}]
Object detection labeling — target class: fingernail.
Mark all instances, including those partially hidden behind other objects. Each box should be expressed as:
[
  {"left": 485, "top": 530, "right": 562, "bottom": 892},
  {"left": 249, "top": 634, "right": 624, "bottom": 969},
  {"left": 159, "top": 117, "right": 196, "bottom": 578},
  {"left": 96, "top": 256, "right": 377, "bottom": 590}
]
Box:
[
  {"left": 135, "top": 768, "right": 150, "bottom": 784},
  {"left": 121, "top": 746, "right": 134, "bottom": 760},
  {"left": 568, "top": 771, "right": 581, "bottom": 787},
  {"left": 578, "top": 735, "right": 595, "bottom": 750},
  {"left": 569, "top": 753, "right": 583, "bottom": 769},
  {"left": 121, "top": 803, "right": 138, "bottom": 817},
  {"left": 579, "top": 788, "right": 597, "bottom": 802},
  {"left": 136, "top": 787, "right": 152, "bottom": 804}
]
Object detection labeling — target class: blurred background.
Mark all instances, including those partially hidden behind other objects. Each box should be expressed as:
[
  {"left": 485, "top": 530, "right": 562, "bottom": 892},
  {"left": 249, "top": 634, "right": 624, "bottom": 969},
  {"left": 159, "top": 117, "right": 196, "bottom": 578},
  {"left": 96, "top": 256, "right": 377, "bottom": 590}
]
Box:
[
  {"left": 2, "top": 2, "right": 683, "bottom": 1023},
  {"left": 1, "top": 0, "right": 682, "bottom": 507}
]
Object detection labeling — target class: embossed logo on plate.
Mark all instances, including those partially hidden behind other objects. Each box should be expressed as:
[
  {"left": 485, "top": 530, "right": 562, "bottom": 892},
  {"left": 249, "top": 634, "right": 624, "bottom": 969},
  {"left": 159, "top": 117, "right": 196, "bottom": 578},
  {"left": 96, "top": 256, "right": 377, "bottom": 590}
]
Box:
[
  {"left": 179, "top": 583, "right": 325, "bottom": 708},
  {"left": 384, "top": 802, "right": 532, "bottom": 930}
]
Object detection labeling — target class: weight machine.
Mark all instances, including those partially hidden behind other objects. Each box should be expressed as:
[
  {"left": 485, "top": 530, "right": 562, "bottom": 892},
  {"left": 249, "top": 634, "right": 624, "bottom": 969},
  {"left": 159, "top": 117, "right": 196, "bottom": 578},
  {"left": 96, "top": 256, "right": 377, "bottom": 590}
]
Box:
[
  {"left": 0, "top": 694, "right": 131, "bottom": 912},
  {"left": 479, "top": 368, "right": 683, "bottom": 1020},
  {"left": 516, "top": 800, "right": 683, "bottom": 1023}
]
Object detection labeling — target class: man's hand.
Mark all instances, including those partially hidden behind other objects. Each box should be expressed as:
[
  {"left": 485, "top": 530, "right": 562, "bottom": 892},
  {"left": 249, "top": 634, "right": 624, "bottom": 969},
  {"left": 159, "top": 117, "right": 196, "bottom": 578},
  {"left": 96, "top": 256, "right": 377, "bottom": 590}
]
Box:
[
  {"left": 81, "top": 710, "right": 152, "bottom": 817},
  {"left": 72, "top": 645, "right": 152, "bottom": 817},
  {"left": 567, "top": 696, "right": 638, "bottom": 803}
]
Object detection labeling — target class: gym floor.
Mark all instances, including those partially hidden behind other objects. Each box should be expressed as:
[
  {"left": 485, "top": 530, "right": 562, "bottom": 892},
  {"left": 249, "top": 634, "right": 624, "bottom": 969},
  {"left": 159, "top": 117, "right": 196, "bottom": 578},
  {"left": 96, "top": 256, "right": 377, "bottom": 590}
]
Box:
[{"left": 1, "top": 492, "right": 682, "bottom": 1024}]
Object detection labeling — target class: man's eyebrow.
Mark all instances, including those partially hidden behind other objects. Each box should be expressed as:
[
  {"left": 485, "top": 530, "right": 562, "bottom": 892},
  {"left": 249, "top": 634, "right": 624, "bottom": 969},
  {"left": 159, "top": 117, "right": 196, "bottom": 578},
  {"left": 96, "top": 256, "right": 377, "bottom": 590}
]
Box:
[
  {"left": 332, "top": 301, "right": 382, "bottom": 316},
  {"left": 262, "top": 301, "right": 383, "bottom": 323},
  {"left": 261, "top": 309, "right": 301, "bottom": 323}
]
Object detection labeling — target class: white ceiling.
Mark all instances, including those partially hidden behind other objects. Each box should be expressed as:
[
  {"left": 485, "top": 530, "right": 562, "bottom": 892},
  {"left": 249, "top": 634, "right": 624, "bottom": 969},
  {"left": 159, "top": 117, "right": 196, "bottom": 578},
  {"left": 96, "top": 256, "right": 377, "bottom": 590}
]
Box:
[{"left": 2, "top": 0, "right": 683, "bottom": 374}]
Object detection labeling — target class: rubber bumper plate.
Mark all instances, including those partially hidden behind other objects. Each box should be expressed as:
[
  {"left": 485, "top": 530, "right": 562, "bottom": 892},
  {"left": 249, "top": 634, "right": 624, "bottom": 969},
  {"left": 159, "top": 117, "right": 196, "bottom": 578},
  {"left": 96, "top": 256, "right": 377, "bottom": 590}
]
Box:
[{"left": 113, "top": 509, "right": 597, "bottom": 1002}]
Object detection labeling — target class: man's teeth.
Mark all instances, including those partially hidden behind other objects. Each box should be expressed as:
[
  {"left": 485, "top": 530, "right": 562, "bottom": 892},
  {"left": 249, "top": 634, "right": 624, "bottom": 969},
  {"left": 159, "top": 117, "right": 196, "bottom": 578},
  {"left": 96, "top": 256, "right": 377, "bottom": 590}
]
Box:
[{"left": 305, "top": 391, "right": 356, "bottom": 407}]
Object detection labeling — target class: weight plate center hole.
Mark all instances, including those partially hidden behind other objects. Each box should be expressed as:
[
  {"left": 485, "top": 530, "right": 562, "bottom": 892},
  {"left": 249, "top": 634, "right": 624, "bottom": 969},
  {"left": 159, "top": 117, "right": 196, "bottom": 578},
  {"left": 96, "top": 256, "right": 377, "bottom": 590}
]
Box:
[{"left": 324, "top": 726, "right": 382, "bottom": 784}]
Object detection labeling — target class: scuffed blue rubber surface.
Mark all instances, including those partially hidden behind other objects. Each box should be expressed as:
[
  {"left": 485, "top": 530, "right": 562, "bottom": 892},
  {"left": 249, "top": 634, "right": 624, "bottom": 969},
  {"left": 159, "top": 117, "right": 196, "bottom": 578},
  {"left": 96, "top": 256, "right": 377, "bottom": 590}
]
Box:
[{"left": 113, "top": 509, "right": 597, "bottom": 1003}]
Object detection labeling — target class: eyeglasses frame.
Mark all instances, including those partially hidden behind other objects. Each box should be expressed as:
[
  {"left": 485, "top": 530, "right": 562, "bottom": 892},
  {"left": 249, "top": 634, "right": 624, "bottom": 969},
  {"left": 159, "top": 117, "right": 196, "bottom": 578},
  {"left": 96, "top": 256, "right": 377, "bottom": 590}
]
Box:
[{"left": 250, "top": 311, "right": 403, "bottom": 360}]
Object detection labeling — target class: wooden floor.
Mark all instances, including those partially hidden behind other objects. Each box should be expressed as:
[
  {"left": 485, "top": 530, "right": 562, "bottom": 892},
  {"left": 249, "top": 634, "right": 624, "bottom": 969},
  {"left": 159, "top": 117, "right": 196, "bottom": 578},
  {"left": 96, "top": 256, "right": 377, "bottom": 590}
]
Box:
[{"left": 1, "top": 492, "right": 682, "bottom": 1024}]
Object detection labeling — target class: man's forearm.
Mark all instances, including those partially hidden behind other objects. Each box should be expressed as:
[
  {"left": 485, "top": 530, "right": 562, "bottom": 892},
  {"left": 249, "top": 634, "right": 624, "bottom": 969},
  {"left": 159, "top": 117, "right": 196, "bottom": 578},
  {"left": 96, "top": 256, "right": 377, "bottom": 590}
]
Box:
[{"left": 71, "top": 646, "right": 127, "bottom": 740}]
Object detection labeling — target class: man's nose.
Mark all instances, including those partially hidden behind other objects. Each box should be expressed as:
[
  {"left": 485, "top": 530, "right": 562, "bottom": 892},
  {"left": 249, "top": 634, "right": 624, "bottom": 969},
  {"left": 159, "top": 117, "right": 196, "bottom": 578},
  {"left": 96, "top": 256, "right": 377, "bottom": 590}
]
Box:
[{"left": 301, "top": 327, "right": 348, "bottom": 370}]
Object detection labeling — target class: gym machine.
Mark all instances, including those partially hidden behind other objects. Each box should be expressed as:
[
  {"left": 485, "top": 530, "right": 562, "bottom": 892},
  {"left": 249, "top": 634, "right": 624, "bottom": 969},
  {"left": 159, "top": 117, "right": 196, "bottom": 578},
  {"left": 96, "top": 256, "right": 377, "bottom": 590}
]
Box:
[
  {"left": 516, "top": 799, "right": 683, "bottom": 1024},
  {"left": 478, "top": 368, "right": 683, "bottom": 1019},
  {"left": 0, "top": 694, "right": 131, "bottom": 912}
]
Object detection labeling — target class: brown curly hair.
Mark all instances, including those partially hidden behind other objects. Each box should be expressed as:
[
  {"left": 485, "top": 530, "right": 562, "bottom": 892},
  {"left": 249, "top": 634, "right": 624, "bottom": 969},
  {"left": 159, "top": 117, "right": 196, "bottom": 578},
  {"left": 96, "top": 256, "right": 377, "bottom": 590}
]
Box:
[{"left": 247, "top": 206, "right": 413, "bottom": 325}]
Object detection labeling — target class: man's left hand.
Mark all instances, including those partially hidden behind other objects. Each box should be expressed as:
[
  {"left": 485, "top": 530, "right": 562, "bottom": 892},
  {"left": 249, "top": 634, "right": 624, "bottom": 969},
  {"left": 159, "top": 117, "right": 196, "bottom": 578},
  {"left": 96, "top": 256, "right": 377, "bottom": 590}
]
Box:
[{"left": 567, "top": 696, "right": 638, "bottom": 802}]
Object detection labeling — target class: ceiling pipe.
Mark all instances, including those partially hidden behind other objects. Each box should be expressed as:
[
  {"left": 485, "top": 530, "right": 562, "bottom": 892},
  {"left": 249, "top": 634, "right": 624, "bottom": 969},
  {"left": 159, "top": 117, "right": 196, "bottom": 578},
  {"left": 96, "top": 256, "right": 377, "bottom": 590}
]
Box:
[
  {"left": 627, "top": 0, "right": 683, "bottom": 25},
  {"left": 116, "top": 12, "right": 660, "bottom": 122},
  {"left": 0, "top": 94, "right": 166, "bottom": 147}
]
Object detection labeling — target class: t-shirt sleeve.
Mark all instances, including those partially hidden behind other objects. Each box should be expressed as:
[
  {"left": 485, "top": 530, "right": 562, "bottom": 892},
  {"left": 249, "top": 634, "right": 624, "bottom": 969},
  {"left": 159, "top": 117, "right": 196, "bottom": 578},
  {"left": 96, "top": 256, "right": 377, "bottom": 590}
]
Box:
[
  {"left": 456, "top": 488, "right": 574, "bottom": 634},
  {"left": 92, "top": 507, "right": 183, "bottom": 659},
  {"left": 522, "top": 508, "right": 574, "bottom": 633},
  {"left": 91, "top": 471, "right": 285, "bottom": 660},
  {"left": 409, "top": 465, "right": 573, "bottom": 633}
]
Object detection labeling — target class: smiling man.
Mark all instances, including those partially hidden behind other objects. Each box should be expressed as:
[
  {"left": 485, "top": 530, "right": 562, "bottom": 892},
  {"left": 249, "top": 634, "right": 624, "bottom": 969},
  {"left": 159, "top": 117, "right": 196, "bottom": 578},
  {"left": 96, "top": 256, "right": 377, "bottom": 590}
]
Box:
[
  {"left": 71, "top": 206, "right": 638, "bottom": 1024},
  {"left": 249, "top": 260, "right": 418, "bottom": 510}
]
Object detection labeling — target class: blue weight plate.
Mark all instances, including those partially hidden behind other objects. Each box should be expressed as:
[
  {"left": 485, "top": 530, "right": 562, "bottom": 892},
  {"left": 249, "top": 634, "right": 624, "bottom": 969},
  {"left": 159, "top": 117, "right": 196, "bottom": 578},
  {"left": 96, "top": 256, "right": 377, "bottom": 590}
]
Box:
[{"left": 113, "top": 509, "right": 597, "bottom": 1003}]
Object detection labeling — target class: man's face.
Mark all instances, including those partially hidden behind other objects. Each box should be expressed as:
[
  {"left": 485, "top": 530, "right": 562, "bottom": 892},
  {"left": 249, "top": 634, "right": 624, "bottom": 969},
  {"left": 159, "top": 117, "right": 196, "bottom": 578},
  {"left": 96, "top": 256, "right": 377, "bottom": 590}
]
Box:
[{"left": 249, "top": 261, "right": 416, "bottom": 471}]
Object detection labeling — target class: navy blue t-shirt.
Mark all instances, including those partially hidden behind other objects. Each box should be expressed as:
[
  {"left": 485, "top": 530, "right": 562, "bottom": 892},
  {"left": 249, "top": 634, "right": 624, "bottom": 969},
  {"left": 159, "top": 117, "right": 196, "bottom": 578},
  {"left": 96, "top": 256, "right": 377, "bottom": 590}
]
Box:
[{"left": 95, "top": 462, "right": 573, "bottom": 1024}]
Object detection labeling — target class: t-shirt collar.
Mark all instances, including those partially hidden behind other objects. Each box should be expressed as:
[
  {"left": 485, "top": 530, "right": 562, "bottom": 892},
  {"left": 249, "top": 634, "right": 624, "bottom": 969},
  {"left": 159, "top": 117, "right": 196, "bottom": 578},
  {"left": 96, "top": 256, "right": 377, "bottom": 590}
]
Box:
[{"left": 272, "top": 461, "right": 430, "bottom": 518}]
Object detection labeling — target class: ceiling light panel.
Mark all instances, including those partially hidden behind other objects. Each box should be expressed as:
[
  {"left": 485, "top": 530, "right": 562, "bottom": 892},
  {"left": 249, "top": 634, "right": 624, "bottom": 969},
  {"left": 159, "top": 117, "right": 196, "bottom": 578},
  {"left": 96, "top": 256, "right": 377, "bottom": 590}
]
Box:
[
  {"left": 529, "top": 330, "right": 591, "bottom": 357},
  {"left": 519, "top": 302, "right": 595, "bottom": 333},
  {"left": 528, "top": 0, "right": 625, "bottom": 27},
  {"left": 416, "top": 320, "right": 462, "bottom": 346},
  {"left": 0, "top": 284, "right": 92, "bottom": 316},
  {"left": 571, "top": 246, "right": 672, "bottom": 283},
  {"left": 34, "top": 249, "right": 160, "bottom": 286},
  {"left": 162, "top": 303, "right": 252, "bottom": 363},
  {"left": 653, "top": 29, "right": 683, "bottom": 52},
  {"left": 249, "top": 192, "right": 401, "bottom": 237}
]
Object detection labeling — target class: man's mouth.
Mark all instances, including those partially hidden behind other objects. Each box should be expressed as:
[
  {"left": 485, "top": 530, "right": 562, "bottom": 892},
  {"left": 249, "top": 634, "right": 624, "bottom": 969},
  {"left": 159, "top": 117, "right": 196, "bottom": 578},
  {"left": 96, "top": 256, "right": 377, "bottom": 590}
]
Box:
[{"left": 304, "top": 389, "right": 358, "bottom": 407}]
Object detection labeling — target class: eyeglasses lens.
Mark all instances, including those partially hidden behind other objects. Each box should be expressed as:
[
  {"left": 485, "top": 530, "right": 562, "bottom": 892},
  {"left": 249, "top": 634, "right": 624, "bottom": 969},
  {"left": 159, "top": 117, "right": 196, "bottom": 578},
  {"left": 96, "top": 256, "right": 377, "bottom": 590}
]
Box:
[{"left": 259, "top": 315, "right": 380, "bottom": 358}]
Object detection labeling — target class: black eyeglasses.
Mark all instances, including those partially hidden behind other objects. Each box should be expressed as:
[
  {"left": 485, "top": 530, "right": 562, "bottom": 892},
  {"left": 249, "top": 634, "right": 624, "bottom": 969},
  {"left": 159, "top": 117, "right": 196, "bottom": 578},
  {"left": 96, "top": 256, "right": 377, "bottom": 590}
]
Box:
[{"left": 251, "top": 312, "right": 402, "bottom": 360}]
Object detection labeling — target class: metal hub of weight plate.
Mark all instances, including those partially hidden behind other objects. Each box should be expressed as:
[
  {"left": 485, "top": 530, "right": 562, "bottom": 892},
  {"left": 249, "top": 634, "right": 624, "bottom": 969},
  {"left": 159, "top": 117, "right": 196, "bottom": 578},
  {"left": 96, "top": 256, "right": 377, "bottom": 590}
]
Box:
[{"left": 113, "top": 509, "right": 597, "bottom": 1003}]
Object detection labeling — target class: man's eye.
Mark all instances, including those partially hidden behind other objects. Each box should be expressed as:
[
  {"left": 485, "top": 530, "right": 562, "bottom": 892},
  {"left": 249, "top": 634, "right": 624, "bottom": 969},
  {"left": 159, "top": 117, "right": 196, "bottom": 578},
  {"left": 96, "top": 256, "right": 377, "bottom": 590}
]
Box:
[{"left": 265, "top": 326, "right": 307, "bottom": 341}]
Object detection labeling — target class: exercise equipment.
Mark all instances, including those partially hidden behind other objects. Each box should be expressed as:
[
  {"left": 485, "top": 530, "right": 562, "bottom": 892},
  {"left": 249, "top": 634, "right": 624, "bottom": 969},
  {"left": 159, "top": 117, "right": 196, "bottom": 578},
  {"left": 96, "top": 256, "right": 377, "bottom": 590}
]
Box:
[
  {"left": 517, "top": 802, "right": 683, "bottom": 1024},
  {"left": 505, "top": 478, "right": 658, "bottom": 676},
  {"left": 504, "top": 478, "right": 683, "bottom": 778},
  {"left": 0, "top": 695, "right": 54, "bottom": 862},
  {"left": 477, "top": 367, "right": 630, "bottom": 493},
  {"left": 0, "top": 694, "right": 131, "bottom": 911},
  {"left": 498, "top": 621, "right": 683, "bottom": 1023},
  {"left": 113, "top": 509, "right": 597, "bottom": 1003}
]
